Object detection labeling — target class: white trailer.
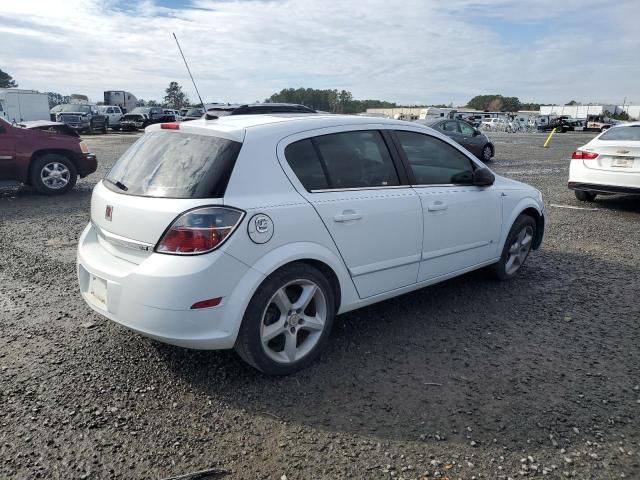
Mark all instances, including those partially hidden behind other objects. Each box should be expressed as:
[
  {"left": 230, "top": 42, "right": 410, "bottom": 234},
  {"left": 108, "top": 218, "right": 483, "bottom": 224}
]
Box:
[{"left": 0, "top": 89, "right": 50, "bottom": 122}]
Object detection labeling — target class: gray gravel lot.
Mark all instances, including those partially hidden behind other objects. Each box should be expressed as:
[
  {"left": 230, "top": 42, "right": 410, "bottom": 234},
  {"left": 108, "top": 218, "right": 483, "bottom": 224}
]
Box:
[{"left": 1, "top": 130, "right": 639, "bottom": 479}]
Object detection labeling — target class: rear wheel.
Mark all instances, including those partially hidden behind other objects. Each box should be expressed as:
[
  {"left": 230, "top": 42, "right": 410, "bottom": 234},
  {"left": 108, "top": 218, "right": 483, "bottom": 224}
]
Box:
[
  {"left": 30, "top": 154, "right": 77, "bottom": 195},
  {"left": 102, "top": 119, "right": 108, "bottom": 134},
  {"left": 575, "top": 190, "right": 597, "bottom": 202},
  {"left": 489, "top": 214, "right": 536, "bottom": 281},
  {"left": 235, "top": 263, "right": 335, "bottom": 375}
]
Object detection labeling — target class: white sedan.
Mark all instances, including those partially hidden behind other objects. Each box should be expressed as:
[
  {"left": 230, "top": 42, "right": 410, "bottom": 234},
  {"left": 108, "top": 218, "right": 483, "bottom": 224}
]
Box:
[
  {"left": 77, "top": 114, "right": 544, "bottom": 375},
  {"left": 569, "top": 122, "right": 640, "bottom": 201}
]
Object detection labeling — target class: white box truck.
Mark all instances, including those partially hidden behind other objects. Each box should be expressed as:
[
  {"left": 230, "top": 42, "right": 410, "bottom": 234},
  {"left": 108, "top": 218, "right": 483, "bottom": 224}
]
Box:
[{"left": 0, "top": 89, "right": 50, "bottom": 122}]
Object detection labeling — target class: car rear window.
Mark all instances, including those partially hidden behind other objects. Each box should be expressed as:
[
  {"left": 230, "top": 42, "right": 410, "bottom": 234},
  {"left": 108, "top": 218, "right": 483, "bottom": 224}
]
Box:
[
  {"left": 599, "top": 126, "right": 640, "bottom": 141},
  {"left": 104, "top": 131, "right": 242, "bottom": 198}
]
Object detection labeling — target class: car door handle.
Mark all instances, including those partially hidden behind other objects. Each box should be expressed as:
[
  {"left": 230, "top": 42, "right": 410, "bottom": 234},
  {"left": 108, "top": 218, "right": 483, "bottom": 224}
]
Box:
[
  {"left": 427, "top": 201, "right": 448, "bottom": 212},
  {"left": 334, "top": 210, "right": 362, "bottom": 222}
]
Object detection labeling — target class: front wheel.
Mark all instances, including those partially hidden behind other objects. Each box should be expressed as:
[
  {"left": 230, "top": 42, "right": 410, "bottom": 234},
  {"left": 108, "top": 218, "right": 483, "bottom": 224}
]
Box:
[
  {"left": 481, "top": 144, "right": 493, "bottom": 162},
  {"left": 575, "top": 190, "right": 597, "bottom": 202},
  {"left": 235, "top": 264, "right": 335, "bottom": 375},
  {"left": 102, "top": 119, "right": 108, "bottom": 134},
  {"left": 489, "top": 214, "right": 536, "bottom": 281},
  {"left": 30, "top": 154, "right": 77, "bottom": 195}
]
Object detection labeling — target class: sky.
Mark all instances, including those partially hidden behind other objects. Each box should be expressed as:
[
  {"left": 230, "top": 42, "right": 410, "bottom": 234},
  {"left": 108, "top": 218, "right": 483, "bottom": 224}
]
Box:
[{"left": 0, "top": 0, "right": 638, "bottom": 106}]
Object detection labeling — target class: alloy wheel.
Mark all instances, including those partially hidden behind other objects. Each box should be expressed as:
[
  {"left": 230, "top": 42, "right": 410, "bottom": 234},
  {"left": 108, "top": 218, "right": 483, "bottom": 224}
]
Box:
[
  {"left": 505, "top": 225, "right": 534, "bottom": 275},
  {"left": 483, "top": 146, "right": 492, "bottom": 161},
  {"left": 260, "top": 279, "right": 327, "bottom": 364},
  {"left": 41, "top": 162, "right": 70, "bottom": 190}
]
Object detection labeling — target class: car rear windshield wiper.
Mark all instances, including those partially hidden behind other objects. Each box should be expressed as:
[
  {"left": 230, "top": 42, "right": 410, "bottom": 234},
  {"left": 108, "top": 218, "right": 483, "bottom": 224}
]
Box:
[{"left": 104, "top": 178, "right": 128, "bottom": 191}]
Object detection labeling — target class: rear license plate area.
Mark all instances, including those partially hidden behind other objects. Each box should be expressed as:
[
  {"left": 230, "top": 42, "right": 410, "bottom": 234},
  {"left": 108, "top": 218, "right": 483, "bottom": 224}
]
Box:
[
  {"left": 611, "top": 157, "right": 635, "bottom": 168},
  {"left": 88, "top": 274, "right": 108, "bottom": 308}
]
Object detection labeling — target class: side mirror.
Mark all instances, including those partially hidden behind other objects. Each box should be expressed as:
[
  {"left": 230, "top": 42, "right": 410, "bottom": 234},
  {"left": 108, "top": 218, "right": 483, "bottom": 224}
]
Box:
[
  {"left": 473, "top": 167, "right": 495, "bottom": 186},
  {"left": 473, "top": 128, "right": 482, "bottom": 136}
]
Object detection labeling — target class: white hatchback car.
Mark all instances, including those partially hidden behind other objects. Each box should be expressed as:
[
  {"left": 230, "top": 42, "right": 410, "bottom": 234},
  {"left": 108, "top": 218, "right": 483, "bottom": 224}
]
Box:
[
  {"left": 77, "top": 115, "right": 545, "bottom": 375},
  {"left": 569, "top": 122, "right": 640, "bottom": 201}
]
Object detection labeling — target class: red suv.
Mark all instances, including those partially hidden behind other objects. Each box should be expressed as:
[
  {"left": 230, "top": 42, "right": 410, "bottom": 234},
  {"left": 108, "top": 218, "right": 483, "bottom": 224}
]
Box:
[{"left": 0, "top": 118, "right": 97, "bottom": 194}]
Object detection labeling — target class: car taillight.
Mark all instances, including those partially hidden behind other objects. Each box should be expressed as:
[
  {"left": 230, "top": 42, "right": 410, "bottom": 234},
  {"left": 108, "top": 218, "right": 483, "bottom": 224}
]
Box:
[
  {"left": 571, "top": 150, "right": 599, "bottom": 160},
  {"left": 156, "top": 207, "right": 244, "bottom": 255}
]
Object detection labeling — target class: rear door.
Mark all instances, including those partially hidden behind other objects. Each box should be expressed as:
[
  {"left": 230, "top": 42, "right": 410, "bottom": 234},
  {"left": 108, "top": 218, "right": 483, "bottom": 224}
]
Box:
[
  {"left": 0, "top": 121, "right": 17, "bottom": 180},
  {"left": 392, "top": 129, "right": 502, "bottom": 281},
  {"left": 279, "top": 127, "right": 423, "bottom": 298}
]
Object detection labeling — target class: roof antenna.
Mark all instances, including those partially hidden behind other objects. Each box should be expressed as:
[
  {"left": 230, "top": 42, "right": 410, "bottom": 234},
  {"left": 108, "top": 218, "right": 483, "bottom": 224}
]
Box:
[{"left": 172, "top": 32, "right": 207, "bottom": 115}]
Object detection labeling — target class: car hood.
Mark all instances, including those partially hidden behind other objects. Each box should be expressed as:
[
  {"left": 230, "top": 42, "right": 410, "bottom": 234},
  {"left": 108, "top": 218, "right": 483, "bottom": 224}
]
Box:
[{"left": 18, "top": 120, "right": 80, "bottom": 137}]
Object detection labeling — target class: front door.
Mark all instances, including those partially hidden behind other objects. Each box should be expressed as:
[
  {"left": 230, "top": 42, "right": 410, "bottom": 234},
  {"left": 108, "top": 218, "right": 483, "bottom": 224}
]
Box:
[
  {"left": 280, "top": 129, "right": 423, "bottom": 298},
  {"left": 0, "top": 121, "right": 16, "bottom": 180},
  {"left": 393, "top": 129, "right": 502, "bottom": 281}
]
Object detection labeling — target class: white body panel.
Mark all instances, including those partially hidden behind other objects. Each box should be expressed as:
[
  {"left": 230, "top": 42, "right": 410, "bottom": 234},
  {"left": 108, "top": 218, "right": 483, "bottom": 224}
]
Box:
[{"left": 77, "top": 114, "right": 544, "bottom": 350}]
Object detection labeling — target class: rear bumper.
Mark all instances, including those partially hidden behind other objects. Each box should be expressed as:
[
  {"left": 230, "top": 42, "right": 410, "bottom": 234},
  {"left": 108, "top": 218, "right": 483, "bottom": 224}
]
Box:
[
  {"left": 568, "top": 182, "right": 640, "bottom": 195},
  {"left": 77, "top": 223, "right": 264, "bottom": 349},
  {"left": 568, "top": 160, "right": 640, "bottom": 195}
]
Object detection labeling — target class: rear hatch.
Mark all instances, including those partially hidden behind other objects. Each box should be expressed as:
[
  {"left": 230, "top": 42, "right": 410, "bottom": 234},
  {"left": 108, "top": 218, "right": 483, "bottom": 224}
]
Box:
[
  {"left": 583, "top": 126, "right": 640, "bottom": 173},
  {"left": 92, "top": 125, "right": 243, "bottom": 262}
]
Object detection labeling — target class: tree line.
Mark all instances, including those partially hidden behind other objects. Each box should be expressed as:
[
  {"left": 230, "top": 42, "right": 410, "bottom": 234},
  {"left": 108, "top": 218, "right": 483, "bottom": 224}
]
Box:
[{"left": 267, "top": 88, "right": 397, "bottom": 113}]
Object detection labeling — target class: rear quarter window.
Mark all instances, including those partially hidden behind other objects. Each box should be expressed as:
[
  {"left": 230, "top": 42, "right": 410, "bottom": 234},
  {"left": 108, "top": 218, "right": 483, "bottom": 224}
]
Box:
[{"left": 599, "top": 126, "right": 640, "bottom": 141}]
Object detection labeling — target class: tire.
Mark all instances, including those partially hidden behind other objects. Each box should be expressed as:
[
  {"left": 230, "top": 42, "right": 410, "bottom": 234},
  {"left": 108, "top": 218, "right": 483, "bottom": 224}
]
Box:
[
  {"left": 575, "top": 190, "right": 597, "bottom": 202},
  {"left": 488, "top": 214, "right": 536, "bottom": 281},
  {"left": 235, "top": 263, "right": 336, "bottom": 375},
  {"left": 30, "top": 154, "right": 77, "bottom": 195},
  {"left": 481, "top": 144, "right": 493, "bottom": 162},
  {"left": 102, "top": 119, "right": 108, "bottom": 134}
]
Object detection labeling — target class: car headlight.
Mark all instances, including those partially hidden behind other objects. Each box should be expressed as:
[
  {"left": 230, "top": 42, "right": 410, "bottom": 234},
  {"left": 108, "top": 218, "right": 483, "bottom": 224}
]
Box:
[{"left": 79, "top": 141, "right": 89, "bottom": 154}]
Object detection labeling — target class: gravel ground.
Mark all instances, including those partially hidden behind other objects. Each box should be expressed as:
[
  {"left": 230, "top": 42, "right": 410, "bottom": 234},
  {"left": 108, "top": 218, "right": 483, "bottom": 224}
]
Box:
[{"left": 1, "top": 130, "right": 639, "bottom": 480}]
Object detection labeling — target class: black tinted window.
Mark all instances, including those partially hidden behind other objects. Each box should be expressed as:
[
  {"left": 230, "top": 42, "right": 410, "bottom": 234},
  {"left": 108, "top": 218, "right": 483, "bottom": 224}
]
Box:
[
  {"left": 314, "top": 131, "right": 399, "bottom": 189},
  {"left": 105, "top": 131, "right": 241, "bottom": 198},
  {"left": 396, "top": 131, "right": 474, "bottom": 185},
  {"left": 285, "top": 139, "right": 329, "bottom": 191}
]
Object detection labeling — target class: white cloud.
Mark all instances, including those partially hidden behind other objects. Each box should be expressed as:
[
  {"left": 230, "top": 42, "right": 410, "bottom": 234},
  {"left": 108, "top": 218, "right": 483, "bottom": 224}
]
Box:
[{"left": 0, "top": 0, "right": 638, "bottom": 106}]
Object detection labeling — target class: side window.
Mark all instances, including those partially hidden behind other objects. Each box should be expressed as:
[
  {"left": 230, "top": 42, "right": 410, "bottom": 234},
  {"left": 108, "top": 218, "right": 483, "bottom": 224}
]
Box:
[
  {"left": 313, "top": 130, "right": 399, "bottom": 189},
  {"left": 285, "top": 139, "right": 329, "bottom": 191},
  {"left": 459, "top": 122, "right": 475, "bottom": 136},
  {"left": 442, "top": 121, "right": 459, "bottom": 133},
  {"left": 395, "top": 131, "right": 474, "bottom": 185}
]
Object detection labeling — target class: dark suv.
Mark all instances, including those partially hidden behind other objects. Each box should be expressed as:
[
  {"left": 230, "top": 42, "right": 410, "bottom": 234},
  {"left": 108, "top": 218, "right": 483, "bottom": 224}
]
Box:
[
  {"left": 50, "top": 103, "right": 109, "bottom": 134},
  {"left": 0, "top": 118, "right": 97, "bottom": 194}
]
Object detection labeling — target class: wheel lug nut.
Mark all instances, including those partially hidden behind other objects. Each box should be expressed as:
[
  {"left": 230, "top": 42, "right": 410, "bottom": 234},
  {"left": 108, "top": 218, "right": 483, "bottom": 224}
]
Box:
[{"left": 290, "top": 327, "right": 295, "bottom": 333}]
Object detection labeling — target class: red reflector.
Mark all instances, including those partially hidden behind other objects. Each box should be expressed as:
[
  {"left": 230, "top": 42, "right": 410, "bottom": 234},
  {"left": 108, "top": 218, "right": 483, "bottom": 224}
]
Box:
[
  {"left": 161, "top": 123, "right": 180, "bottom": 130},
  {"left": 191, "top": 297, "right": 222, "bottom": 309},
  {"left": 571, "top": 150, "right": 598, "bottom": 160}
]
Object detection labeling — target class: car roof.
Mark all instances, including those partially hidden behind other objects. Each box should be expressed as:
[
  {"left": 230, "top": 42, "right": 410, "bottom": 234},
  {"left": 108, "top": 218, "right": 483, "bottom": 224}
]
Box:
[{"left": 146, "top": 114, "right": 426, "bottom": 143}]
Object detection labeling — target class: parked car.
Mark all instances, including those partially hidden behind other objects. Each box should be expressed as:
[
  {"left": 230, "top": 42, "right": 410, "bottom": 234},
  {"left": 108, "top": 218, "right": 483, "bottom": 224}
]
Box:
[
  {"left": 229, "top": 103, "right": 316, "bottom": 115},
  {"left": 77, "top": 115, "right": 544, "bottom": 375},
  {"left": 163, "top": 109, "right": 183, "bottom": 122},
  {"left": 51, "top": 103, "right": 108, "bottom": 134},
  {"left": 0, "top": 117, "right": 97, "bottom": 194},
  {"left": 481, "top": 117, "right": 508, "bottom": 129},
  {"left": 182, "top": 107, "right": 204, "bottom": 122},
  {"left": 98, "top": 105, "right": 124, "bottom": 130},
  {"left": 585, "top": 114, "right": 614, "bottom": 132},
  {"left": 119, "top": 107, "right": 175, "bottom": 131},
  {"left": 420, "top": 119, "right": 494, "bottom": 162},
  {"left": 568, "top": 122, "right": 640, "bottom": 201}
]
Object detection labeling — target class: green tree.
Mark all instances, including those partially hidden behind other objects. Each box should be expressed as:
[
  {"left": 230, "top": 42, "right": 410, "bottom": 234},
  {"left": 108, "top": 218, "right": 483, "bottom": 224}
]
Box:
[
  {"left": 565, "top": 100, "right": 581, "bottom": 106},
  {"left": 163, "top": 81, "right": 189, "bottom": 109},
  {"left": 467, "top": 95, "right": 521, "bottom": 112},
  {"left": 0, "top": 68, "right": 18, "bottom": 88},
  {"left": 267, "top": 87, "right": 397, "bottom": 113}
]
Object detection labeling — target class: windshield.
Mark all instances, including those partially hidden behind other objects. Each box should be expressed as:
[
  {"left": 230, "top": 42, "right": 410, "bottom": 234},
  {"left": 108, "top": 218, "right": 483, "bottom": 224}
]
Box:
[
  {"left": 599, "top": 126, "right": 640, "bottom": 141},
  {"left": 104, "top": 131, "right": 242, "bottom": 198},
  {"left": 59, "top": 104, "right": 92, "bottom": 113},
  {"left": 130, "top": 107, "right": 150, "bottom": 114}
]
